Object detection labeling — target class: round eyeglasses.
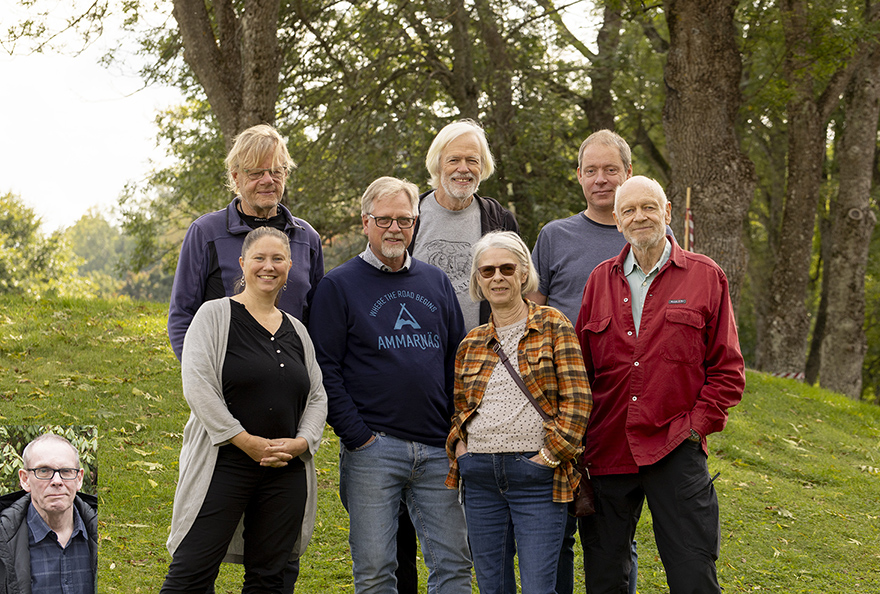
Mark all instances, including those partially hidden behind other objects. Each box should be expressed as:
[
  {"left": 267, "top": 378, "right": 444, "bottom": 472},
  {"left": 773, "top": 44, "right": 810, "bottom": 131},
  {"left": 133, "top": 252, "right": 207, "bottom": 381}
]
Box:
[
  {"left": 477, "top": 263, "right": 518, "bottom": 278},
  {"left": 367, "top": 214, "right": 416, "bottom": 229},
  {"left": 27, "top": 467, "right": 81, "bottom": 481}
]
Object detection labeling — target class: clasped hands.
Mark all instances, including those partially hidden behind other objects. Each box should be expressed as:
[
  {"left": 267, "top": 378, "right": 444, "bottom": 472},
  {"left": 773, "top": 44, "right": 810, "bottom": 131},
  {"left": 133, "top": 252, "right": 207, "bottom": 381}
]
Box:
[{"left": 231, "top": 431, "right": 308, "bottom": 467}]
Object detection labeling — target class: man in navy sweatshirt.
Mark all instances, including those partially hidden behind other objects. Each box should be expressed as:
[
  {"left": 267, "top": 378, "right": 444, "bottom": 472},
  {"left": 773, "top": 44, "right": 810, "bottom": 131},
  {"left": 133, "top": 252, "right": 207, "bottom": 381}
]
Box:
[{"left": 310, "top": 176, "right": 472, "bottom": 594}]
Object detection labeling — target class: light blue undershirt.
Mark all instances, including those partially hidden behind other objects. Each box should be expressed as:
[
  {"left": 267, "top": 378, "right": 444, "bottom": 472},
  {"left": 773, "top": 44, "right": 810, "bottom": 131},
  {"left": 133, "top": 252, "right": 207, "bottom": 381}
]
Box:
[{"left": 623, "top": 238, "right": 672, "bottom": 336}]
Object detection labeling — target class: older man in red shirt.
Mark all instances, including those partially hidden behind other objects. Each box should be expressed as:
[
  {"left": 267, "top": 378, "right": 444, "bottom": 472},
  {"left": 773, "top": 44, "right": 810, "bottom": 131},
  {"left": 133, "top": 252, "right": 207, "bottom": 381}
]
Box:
[{"left": 575, "top": 176, "right": 744, "bottom": 594}]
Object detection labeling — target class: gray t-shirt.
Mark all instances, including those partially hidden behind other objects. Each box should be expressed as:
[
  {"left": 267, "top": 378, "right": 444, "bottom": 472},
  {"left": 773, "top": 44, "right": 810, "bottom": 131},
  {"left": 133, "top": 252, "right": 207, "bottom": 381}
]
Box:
[
  {"left": 413, "top": 192, "right": 482, "bottom": 331},
  {"left": 531, "top": 212, "right": 627, "bottom": 323}
]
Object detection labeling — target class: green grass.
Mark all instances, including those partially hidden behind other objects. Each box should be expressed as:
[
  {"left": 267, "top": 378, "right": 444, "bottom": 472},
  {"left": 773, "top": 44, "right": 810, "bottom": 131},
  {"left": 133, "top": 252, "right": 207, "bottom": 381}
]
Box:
[{"left": 1, "top": 295, "right": 878, "bottom": 593}]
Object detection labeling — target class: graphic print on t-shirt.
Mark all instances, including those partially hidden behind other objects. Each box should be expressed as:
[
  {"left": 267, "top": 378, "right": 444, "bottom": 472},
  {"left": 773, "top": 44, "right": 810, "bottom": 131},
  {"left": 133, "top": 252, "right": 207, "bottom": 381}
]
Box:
[
  {"left": 418, "top": 239, "right": 473, "bottom": 296},
  {"left": 369, "top": 288, "right": 443, "bottom": 351}
]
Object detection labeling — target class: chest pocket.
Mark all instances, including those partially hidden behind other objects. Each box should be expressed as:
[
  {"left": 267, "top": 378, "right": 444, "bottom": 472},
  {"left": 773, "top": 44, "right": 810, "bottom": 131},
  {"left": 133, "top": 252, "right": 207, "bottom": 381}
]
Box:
[
  {"left": 457, "top": 357, "right": 490, "bottom": 399},
  {"left": 524, "top": 345, "right": 557, "bottom": 394},
  {"left": 582, "top": 315, "right": 614, "bottom": 372},
  {"left": 661, "top": 308, "right": 705, "bottom": 364}
]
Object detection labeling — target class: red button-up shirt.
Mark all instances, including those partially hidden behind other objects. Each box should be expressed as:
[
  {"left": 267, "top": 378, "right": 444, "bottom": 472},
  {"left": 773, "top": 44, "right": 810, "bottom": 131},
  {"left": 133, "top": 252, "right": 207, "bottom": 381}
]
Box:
[{"left": 575, "top": 237, "right": 744, "bottom": 475}]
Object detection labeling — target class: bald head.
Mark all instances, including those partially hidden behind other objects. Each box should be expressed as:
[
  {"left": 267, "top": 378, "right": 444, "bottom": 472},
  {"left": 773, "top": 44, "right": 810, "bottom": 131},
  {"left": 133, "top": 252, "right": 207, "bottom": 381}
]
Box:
[{"left": 613, "top": 176, "right": 667, "bottom": 217}]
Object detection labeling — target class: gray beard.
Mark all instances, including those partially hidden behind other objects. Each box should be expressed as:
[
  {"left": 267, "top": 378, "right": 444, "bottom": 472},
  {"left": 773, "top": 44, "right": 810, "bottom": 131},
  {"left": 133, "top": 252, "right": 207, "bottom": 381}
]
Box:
[{"left": 441, "top": 176, "right": 479, "bottom": 202}]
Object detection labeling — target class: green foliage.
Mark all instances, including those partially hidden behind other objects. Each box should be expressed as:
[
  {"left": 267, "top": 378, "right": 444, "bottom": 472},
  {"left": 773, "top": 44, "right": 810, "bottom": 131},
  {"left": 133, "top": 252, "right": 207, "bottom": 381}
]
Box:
[
  {"left": 1, "top": 294, "right": 879, "bottom": 592},
  {"left": 115, "top": 0, "right": 652, "bottom": 268},
  {"left": 64, "top": 206, "right": 173, "bottom": 302},
  {"left": 0, "top": 192, "right": 95, "bottom": 299},
  {"left": 0, "top": 425, "right": 98, "bottom": 496}
]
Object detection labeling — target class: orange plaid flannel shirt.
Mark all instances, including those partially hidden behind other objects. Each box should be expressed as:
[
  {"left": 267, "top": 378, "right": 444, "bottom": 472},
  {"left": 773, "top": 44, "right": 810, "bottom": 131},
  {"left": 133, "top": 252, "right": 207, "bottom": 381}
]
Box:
[{"left": 445, "top": 300, "right": 592, "bottom": 502}]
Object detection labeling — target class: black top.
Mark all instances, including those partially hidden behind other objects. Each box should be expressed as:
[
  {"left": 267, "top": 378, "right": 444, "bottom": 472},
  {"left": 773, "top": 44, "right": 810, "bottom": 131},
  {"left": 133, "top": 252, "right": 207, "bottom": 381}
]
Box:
[{"left": 222, "top": 300, "right": 310, "bottom": 462}]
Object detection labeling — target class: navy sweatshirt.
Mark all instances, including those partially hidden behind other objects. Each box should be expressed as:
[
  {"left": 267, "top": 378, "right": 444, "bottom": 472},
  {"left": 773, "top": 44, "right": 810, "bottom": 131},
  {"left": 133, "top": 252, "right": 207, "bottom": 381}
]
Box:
[{"left": 310, "top": 256, "right": 465, "bottom": 450}]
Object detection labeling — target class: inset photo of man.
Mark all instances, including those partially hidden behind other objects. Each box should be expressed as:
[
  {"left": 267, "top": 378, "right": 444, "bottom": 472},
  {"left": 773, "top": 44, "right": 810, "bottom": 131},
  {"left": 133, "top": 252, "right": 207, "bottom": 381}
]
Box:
[{"left": 0, "top": 426, "right": 97, "bottom": 594}]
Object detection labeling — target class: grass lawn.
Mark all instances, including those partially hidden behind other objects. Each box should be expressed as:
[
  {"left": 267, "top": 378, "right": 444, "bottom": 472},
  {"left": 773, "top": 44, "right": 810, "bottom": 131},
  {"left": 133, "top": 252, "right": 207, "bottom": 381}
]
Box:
[{"left": 1, "top": 295, "right": 878, "bottom": 592}]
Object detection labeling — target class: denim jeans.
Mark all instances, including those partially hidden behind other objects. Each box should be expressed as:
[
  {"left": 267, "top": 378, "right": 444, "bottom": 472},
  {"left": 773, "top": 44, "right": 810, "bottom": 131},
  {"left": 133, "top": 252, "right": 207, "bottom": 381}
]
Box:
[
  {"left": 339, "top": 433, "right": 472, "bottom": 594},
  {"left": 458, "top": 452, "right": 567, "bottom": 594}
]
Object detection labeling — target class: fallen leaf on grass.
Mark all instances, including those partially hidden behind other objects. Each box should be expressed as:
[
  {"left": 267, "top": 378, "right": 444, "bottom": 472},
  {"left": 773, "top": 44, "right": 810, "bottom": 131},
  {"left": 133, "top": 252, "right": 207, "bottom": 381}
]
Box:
[{"left": 127, "top": 460, "right": 165, "bottom": 472}]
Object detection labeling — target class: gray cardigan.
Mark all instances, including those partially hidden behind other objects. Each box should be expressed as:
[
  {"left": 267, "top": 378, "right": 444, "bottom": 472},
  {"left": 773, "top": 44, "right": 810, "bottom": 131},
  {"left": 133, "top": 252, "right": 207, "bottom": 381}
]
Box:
[{"left": 166, "top": 298, "right": 328, "bottom": 561}]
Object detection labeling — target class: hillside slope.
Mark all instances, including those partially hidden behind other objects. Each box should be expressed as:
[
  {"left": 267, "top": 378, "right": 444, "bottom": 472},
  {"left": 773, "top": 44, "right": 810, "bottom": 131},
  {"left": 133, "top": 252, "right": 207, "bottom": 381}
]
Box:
[{"left": 0, "top": 296, "right": 878, "bottom": 592}]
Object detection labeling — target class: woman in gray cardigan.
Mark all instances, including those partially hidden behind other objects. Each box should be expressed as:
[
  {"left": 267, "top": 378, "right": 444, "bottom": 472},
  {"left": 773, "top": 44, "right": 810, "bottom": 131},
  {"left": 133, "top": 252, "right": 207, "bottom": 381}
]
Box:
[{"left": 161, "top": 227, "right": 328, "bottom": 593}]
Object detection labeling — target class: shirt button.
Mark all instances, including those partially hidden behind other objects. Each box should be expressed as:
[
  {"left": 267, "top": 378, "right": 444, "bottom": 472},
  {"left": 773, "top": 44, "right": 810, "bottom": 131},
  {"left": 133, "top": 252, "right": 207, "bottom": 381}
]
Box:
[
  {"left": 280, "top": 363, "right": 285, "bottom": 368},
  {"left": 270, "top": 337, "right": 275, "bottom": 341},
  {"left": 634, "top": 361, "right": 639, "bottom": 366},
  {"left": 276, "top": 350, "right": 281, "bottom": 354},
  {"left": 623, "top": 298, "right": 629, "bottom": 303},
  {"left": 632, "top": 396, "right": 637, "bottom": 401},
  {"left": 627, "top": 331, "right": 633, "bottom": 336}
]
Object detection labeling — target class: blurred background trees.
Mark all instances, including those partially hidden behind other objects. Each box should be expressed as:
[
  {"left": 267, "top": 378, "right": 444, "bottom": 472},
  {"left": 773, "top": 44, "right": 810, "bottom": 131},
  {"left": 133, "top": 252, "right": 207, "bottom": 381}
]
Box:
[{"left": 5, "top": 0, "right": 880, "bottom": 402}]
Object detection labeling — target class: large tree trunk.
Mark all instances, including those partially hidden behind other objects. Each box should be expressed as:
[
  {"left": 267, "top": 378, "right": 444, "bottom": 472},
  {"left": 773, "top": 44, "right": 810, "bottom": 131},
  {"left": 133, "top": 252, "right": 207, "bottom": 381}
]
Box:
[
  {"left": 758, "top": 0, "right": 857, "bottom": 376},
  {"left": 172, "top": 0, "right": 281, "bottom": 148},
  {"left": 473, "top": 0, "right": 525, "bottom": 221},
  {"left": 819, "top": 8, "right": 880, "bottom": 398},
  {"left": 662, "top": 0, "right": 754, "bottom": 310}
]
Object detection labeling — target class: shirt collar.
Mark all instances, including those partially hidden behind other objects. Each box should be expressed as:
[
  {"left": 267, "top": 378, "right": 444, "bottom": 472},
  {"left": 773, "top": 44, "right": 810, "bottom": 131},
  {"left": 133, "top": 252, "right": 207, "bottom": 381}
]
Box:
[
  {"left": 27, "top": 499, "right": 86, "bottom": 544},
  {"left": 622, "top": 236, "right": 672, "bottom": 278},
  {"left": 359, "top": 244, "right": 412, "bottom": 272},
  {"left": 479, "top": 298, "right": 542, "bottom": 346}
]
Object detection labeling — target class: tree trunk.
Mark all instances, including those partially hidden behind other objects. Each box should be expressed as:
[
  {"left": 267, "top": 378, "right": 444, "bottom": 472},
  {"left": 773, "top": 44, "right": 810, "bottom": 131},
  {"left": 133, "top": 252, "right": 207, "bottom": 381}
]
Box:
[
  {"left": 172, "top": 0, "right": 281, "bottom": 148},
  {"left": 819, "top": 10, "right": 880, "bottom": 397},
  {"left": 473, "top": 0, "right": 523, "bottom": 218},
  {"left": 758, "top": 0, "right": 858, "bottom": 376},
  {"left": 582, "top": 4, "right": 620, "bottom": 131},
  {"left": 662, "top": 0, "right": 755, "bottom": 310},
  {"left": 804, "top": 211, "right": 830, "bottom": 385}
]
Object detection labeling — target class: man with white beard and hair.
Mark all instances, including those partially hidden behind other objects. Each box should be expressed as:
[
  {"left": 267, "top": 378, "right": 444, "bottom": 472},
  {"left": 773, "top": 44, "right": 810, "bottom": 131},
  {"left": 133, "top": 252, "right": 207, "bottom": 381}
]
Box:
[
  {"left": 389, "top": 120, "right": 519, "bottom": 591},
  {"left": 410, "top": 119, "right": 519, "bottom": 332}
]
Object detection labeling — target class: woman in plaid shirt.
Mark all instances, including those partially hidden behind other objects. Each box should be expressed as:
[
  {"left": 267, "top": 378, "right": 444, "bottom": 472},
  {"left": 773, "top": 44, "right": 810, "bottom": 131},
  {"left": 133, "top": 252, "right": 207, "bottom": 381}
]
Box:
[{"left": 446, "top": 231, "right": 592, "bottom": 594}]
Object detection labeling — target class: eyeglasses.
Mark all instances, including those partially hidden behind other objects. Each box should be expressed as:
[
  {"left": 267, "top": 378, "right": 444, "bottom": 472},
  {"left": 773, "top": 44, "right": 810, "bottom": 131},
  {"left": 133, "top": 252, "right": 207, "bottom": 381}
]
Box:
[
  {"left": 367, "top": 214, "right": 416, "bottom": 229},
  {"left": 243, "top": 167, "right": 288, "bottom": 181},
  {"left": 27, "top": 467, "right": 81, "bottom": 481},
  {"left": 477, "top": 263, "right": 518, "bottom": 278}
]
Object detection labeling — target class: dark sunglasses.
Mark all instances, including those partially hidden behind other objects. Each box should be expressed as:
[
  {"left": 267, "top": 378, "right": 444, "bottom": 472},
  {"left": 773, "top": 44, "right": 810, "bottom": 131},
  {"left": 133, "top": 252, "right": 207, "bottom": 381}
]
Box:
[{"left": 477, "top": 263, "right": 518, "bottom": 278}]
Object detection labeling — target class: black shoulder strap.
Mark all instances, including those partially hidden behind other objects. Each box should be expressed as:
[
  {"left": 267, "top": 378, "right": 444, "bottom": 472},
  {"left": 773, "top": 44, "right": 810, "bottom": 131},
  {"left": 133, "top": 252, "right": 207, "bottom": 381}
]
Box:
[{"left": 491, "top": 339, "right": 552, "bottom": 422}]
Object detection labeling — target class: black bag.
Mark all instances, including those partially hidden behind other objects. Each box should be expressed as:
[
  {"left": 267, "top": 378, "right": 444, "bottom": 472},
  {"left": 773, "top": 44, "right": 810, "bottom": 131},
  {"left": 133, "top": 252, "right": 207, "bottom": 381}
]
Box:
[{"left": 570, "top": 461, "right": 596, "bottom": 517}]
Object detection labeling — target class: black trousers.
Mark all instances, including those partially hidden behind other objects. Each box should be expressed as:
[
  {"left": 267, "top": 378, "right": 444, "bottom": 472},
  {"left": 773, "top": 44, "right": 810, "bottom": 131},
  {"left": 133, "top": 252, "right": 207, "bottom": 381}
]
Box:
[
  {"left": 161, "top": 446, "right": 308, "bottom": 594},
  {"left": 579, "top": 440, "right": 721, "bottom": 594},
  {"left": 396, "top": 501, "right": 418, "bottom": 594}
]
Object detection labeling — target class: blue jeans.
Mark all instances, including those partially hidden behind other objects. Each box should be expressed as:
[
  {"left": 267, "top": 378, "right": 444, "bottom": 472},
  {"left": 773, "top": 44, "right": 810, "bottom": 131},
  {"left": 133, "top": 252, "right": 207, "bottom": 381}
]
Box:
[
  {"left": 340, "top": 433, "right": 472, "bottom": 594},
  {"left": 458, "top": 452, "right": 567, "bottom": 594}
]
